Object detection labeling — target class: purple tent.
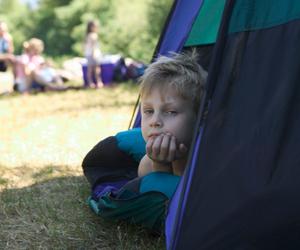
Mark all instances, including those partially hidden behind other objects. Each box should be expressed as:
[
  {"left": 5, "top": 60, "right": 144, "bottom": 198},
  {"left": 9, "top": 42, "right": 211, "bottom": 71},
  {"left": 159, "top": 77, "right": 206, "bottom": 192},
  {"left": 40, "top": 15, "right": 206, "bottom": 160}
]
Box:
[{"left": 132, "top": 0, "right": 300, "bottom": 249}]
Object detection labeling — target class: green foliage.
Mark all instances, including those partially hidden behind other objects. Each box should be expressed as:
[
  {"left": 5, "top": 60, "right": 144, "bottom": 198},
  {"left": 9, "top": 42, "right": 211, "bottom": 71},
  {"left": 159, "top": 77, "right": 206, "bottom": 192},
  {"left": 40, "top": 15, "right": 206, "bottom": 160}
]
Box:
[
  {"left": 142, "top": 0, "right": 173, "bottom": 61},
  {"left": 147, "top": 0, "right": 173, "bottom": 38},
  {"left": 1, "top": 0, "right": 173, "bottom": 62},
  {"left": 0, "top": 0, "right": 29, "bottom": 53},
  {"left": 0, "top": 0, "right": 21, "bottom": 12}
]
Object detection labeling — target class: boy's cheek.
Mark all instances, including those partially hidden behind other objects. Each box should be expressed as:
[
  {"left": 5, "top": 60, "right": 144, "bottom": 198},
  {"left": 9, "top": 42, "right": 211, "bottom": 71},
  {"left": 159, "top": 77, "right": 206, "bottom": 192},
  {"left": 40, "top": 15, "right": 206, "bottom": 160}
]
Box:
[{"left": 141, "top": 128, "right": 148, "bottom": 142}]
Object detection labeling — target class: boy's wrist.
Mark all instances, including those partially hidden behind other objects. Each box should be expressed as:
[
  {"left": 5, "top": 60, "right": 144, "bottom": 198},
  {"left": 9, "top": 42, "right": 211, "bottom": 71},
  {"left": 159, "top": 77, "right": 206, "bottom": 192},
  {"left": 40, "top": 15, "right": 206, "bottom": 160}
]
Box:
[{"left": 152, "top": 161, "right": 172, "bottom": 173}]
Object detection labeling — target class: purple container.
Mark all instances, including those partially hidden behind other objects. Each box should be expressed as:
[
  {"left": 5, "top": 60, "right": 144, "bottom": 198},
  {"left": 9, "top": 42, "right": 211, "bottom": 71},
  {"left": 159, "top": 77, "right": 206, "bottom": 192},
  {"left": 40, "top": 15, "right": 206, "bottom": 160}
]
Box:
[
  {"left": 101, "top": 63, "right": 115, "bottom": 84},
  {"left": 82, "top": 63, "right": 115, "bottom": 87}
]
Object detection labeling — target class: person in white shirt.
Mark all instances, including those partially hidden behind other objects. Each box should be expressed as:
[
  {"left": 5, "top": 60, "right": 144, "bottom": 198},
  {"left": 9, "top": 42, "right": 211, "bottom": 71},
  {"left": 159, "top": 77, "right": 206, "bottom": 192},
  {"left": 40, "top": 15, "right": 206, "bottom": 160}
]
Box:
[{"left": 84, "top": 20, "right": 103, "bottom": 88}]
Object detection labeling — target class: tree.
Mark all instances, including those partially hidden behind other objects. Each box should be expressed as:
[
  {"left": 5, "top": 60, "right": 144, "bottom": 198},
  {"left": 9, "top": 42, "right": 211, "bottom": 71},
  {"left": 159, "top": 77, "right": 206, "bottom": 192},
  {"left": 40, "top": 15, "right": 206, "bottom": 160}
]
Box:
[
  {"left": 0, "top": 0, "right": 30, "bottom": 53},
  {"left": 1, "top": 0, "right": 173, "bottom": 62}
]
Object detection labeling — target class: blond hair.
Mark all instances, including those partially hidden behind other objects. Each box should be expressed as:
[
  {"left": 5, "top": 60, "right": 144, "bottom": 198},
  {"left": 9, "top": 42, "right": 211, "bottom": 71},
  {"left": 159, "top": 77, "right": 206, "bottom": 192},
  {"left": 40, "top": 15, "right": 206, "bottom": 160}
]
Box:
[
  {"left": 27, "top": 38, "right": 44, "bottom": 55},
  {"left": 139, "top": 50, "right": 207, "bottom": 113},
  {"left": 0, "top": 21, "right": 8, "bottom": 32}
]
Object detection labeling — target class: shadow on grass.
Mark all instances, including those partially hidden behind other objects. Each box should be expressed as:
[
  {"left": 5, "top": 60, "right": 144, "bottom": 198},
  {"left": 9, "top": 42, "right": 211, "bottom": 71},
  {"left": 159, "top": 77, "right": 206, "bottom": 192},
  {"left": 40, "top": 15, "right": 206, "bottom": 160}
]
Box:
[
  {"left": 0, "top": 174, "right": 165, "bottom": 250},
  {"left": 0, "top": 177, "right": 8, "bottom": 185}
]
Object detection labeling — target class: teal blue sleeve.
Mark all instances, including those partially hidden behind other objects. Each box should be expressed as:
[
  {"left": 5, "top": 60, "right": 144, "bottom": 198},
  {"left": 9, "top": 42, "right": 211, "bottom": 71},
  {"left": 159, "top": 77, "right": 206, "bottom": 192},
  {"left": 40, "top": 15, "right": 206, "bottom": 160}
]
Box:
[
  {"left": 115, "top": 128, "right": 146, "bottom": 162},
  {"left": 140, "top": 172, "right": 180, "bottom": 199}
]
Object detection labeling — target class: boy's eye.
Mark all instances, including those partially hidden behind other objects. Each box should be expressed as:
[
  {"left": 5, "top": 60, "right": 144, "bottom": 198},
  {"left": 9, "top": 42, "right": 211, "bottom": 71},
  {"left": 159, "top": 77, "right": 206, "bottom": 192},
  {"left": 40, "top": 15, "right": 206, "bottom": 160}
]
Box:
[
  {"left": 143, "top": 109, "right": 153, "bottom": 115},
  {"left": 165, "top": 110, "right": 178, "bottom": 115}
]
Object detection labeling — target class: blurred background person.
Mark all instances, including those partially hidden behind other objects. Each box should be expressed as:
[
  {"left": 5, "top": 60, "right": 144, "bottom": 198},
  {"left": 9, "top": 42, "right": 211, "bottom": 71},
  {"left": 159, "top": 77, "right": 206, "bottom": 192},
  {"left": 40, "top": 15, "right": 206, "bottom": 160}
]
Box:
[
  {"left": 14, "top": 38, "right": 66, "bottom": 93},
  {"left": 83, "top": 20, "right": 103, "bottom": 88},
  {"left": 0, "top": 21, "right": 14, "bottom": 72}
]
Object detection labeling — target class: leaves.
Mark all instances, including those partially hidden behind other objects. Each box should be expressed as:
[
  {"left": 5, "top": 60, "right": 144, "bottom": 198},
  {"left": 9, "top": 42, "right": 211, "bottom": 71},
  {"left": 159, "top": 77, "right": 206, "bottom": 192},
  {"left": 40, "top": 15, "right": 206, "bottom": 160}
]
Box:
[{"left": 1, "top": 0, "right": 172, "bottom": 62}]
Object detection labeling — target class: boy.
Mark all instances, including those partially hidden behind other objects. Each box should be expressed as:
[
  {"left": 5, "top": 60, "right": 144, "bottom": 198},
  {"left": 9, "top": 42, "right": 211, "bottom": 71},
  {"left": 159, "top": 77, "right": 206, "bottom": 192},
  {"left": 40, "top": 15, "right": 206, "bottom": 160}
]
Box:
[{"left": 138, "top": 51, "right": 207, "bottom": 177}]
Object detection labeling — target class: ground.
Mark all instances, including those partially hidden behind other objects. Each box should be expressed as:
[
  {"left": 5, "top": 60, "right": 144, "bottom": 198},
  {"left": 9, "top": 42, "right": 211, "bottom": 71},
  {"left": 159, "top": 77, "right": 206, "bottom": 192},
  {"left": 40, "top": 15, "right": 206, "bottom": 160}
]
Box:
[{"left": 0, "top": 81, "right": 165, "bottom": 249}]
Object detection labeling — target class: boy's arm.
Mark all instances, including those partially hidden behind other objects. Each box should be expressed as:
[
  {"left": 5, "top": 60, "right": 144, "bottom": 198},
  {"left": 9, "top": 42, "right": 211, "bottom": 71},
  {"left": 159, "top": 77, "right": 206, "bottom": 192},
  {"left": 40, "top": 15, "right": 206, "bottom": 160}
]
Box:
[
  {"left": 138, "top": 155, "right": 152, "bottom": 177},
  {"left": 151, "top": 160, "right": 173, "bottom": 174},
  {"left": 138, "top": 155, "right": 173, "bottom": 177}
]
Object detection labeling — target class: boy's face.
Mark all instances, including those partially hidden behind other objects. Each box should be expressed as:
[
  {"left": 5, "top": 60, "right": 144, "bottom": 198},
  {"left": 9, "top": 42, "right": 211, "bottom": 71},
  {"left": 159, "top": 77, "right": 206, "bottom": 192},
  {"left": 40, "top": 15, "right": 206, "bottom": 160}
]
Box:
[{"left": 141, "top": 86, "right": 197, "bottom": 147}]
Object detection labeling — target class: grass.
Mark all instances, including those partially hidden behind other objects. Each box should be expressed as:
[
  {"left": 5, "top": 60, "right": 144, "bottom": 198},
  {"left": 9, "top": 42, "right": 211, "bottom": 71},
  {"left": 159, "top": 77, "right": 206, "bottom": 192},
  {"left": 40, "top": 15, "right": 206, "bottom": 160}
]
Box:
[{"left": 0, "top": 84, "right": 165, "bottom": 249}]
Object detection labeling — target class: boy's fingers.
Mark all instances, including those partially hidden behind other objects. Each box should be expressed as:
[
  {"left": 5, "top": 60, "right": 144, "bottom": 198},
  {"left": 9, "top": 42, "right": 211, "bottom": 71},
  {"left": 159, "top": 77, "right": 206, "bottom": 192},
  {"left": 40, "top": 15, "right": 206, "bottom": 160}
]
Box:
[
  {"left": 176, "top": 143, "right": 188, "bottom": 159},
  {"left": 167, "top": 136, "right": 177, "bottom": 162},
  {"left": 160, "top": 134, "right": 171, "bottom": 160},
  {"left": 179, "top": 143, "right": 188, "bottom": 153},
  {"left": 146, "top": 137, "right": 154, "bottom": 156},
  {"left": 151, "top": 135, "right": 163, "bottom": 159}
]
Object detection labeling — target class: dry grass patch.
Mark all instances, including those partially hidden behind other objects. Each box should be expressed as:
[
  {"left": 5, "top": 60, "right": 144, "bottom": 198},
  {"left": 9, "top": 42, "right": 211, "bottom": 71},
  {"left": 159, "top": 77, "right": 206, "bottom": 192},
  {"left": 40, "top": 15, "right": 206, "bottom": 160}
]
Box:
[{"left": 0, "top": 84, "right": 165, "bottom": 249}]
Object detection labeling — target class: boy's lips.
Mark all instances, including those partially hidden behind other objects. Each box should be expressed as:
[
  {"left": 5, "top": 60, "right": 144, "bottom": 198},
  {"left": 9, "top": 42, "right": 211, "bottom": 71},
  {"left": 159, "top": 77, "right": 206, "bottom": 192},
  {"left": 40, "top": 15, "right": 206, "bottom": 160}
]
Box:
[{"left": 148, "top": 133, "right": 162, "bottom": 139}]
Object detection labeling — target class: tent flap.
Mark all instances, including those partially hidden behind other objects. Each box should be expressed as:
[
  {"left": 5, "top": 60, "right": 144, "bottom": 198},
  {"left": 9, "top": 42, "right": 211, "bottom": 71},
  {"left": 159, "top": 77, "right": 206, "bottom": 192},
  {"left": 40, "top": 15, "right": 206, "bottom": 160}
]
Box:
[{"left": 185, "top": 0, "right": 226, "bottom": 46}]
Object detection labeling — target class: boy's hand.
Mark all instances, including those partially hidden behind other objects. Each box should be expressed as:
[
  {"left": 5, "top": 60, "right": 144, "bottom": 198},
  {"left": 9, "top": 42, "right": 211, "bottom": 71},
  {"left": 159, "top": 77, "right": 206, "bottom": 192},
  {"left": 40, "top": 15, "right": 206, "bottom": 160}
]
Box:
[{"left": 146, "top": 133, "right": 187, "bottom": 165}]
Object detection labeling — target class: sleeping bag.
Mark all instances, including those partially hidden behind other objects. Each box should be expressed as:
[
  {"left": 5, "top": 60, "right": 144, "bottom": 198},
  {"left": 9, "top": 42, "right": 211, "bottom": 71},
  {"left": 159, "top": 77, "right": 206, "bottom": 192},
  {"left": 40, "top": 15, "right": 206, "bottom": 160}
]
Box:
[{"left": 82, "top": 128, "right": 180, "bottom": 232}]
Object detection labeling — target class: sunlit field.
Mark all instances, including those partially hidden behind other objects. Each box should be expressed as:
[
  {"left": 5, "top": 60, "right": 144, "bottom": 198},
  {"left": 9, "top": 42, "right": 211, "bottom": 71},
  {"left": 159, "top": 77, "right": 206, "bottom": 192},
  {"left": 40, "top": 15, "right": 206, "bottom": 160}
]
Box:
[{"left": 0, "top": 84, "right": 164, "bottom": 249}]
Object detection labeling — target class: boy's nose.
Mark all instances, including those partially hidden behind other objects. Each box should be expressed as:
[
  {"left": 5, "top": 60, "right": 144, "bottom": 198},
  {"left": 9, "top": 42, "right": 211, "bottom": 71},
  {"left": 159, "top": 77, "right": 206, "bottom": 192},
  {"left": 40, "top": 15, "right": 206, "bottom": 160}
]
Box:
[
  {"left": 150, "top": 114, "right": 162, "bottom": 127},
  {"left": 151, "top": 121, "right": 162, "bottom": 128}
]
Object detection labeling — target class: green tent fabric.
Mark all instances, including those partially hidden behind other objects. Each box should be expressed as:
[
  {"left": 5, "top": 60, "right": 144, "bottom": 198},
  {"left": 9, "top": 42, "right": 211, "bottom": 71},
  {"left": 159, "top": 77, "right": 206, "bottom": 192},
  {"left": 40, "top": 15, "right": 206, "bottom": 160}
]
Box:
[
  {"left": 229, "top": 0, "right": 300, "bottom": 33},
  {"left": 185, "top": 0, "right": 300, "bottom": 47},
  {"left": 185, "top": 0, "right": 226, "bottom": 46}
]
